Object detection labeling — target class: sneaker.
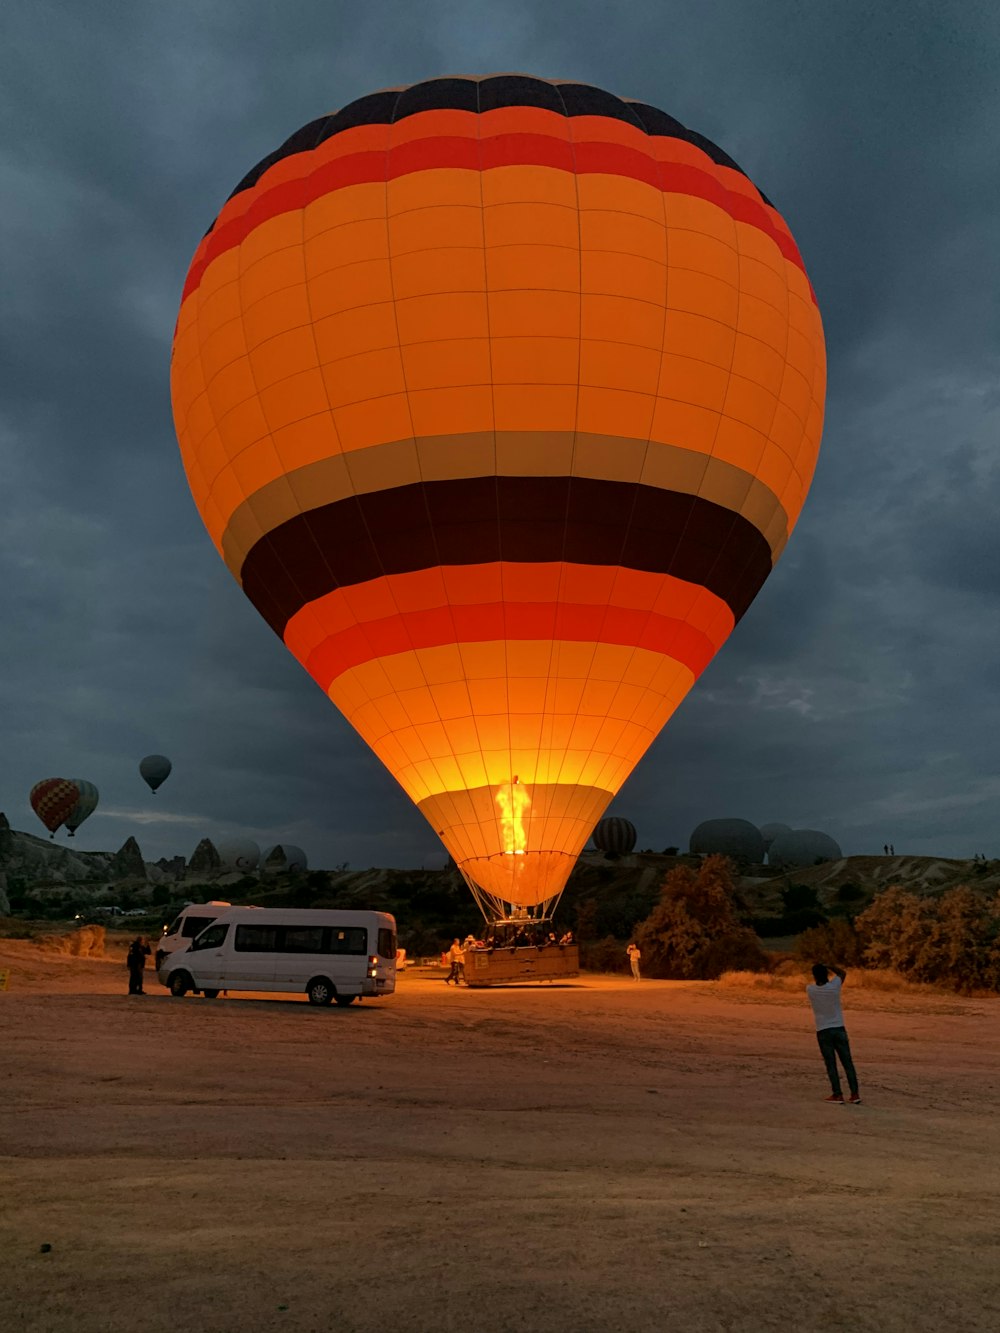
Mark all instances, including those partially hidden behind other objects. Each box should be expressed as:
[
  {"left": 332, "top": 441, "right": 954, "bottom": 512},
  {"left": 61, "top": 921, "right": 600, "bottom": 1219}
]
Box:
[
  {"left": 824, "top": 1093, "right": 845, "bottom": 1104},
  {"left": 848, "top": 1094, "right": 862, "bottom": 1104}
]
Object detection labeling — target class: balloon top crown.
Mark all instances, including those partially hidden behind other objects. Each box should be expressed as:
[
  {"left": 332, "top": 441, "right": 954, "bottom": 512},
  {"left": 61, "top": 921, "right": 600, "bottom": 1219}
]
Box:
[{"left": 209, "top": 73, "right": 774, "bottom": 231}]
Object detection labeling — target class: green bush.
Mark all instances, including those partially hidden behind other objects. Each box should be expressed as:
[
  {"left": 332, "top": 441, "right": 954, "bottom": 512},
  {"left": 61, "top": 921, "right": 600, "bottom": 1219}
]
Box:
[
  {"left": 634, "top": 855, "right": 768, "bottom": 979},
  {"left": 855, "top": 885, "right": 1000, "bottom": 992},
  {"left": 796, "top": 918, "right": 865, "bottom": 968},
  {"left": 782, "top": 883, "right": 820, "bottom": 912},
  {"left": 580, "top": 935, "right": 627, "bottom": 973}
]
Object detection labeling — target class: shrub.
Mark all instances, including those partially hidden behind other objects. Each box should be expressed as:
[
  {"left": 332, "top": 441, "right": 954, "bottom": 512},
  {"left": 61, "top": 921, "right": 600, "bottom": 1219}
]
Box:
[
  {"left": 782, "top": 883, "right": 820, "bottom": 913},
  {"left": 834, "top": 882, "right": 865, "bottom": 904},
  {"left": 855, "top": 885, "right": 1000, "bottom": 992},
  {"left": 580, "top": 935, "right": 627, "bottom": 973},
  {"left": 796, "top": 918, "right": 865, "bottom": 968},
  {"left": 634, "top": 854, "right": 768, "bottom": 979}
]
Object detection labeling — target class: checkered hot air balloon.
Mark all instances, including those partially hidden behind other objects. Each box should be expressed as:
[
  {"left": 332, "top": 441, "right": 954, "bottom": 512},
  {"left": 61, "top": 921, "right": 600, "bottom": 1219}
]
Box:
[
  {"left": 30, "top": 778, "right": 80, "bottom": 838},
  {"left": 170, "top": 75, "right": 826, "bottom": 923}
]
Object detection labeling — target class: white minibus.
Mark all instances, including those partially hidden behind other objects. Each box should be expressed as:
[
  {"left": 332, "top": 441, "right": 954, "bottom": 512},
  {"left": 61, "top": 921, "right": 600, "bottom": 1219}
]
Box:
[
  {"left": 157, "top": 907, "right": 397, "bottom": 1006},
  {"left": 155, "top": 901, "right": 233, "bottom": 970}
]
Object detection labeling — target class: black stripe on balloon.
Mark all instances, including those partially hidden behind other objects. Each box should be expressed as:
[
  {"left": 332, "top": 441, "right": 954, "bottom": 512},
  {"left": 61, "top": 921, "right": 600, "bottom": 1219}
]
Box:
[
  {"left": 217, "top": 75, "right": 761, "bottom": 215},
  {"left": 239, "top": 477, "right": 774, "bottom": 638}
]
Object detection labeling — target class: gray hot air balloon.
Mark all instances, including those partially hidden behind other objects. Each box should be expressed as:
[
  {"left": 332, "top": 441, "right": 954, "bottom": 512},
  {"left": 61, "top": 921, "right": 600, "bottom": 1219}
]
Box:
[
  {"left": 140, "top": 754, "right": 172, "bottom": 794},
  {"left": 768, "top": 829, "right": 843, "bottom": 870},
  {"left": 261, "top": 844, "right": 308, "bottom": 874},
  {"left": 64, "top": 780, "right": 99, "bottom": 837},
  {"left": 760, "top": 822, "right": 792, "bottom": 853},
  {"left": 217, "top": 838, "right": 261, "bottom": 873},
  {"left": 689, "top": 818, "right": 765, "bottom": 865}
]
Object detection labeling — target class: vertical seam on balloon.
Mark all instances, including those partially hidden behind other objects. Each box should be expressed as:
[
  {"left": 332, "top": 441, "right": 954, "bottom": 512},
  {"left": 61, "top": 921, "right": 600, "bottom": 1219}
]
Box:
[
  {"left": 473, "top": 76, "right": 511, "bottom": 920},
  {"left": 684, "top": 152, "right": 757, "bottom": 623},
  {"left": 229, "top": 165, "right": 329, "bottom": 661},
  {"left": 541, "top": 80, "right": 590, "bottom": 919},
  {"left": 567, "top": 96, "right": 680, "bottom": 785},
  {"left": 755, "top": 223, "right": 795, "bottom": 581},
  {"left": 372, "top": 87, "right": 468, "bottom": 813},
  {"left": 292, "top": 126, "right": 396, "bottom": 729},
  {"left": 545, "top": 92, "right": 632, "bottom": 858}
]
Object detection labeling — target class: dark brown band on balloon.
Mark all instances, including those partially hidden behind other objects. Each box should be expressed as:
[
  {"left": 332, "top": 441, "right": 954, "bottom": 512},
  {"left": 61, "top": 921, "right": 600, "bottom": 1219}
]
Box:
[
  {"left": 239, "top": 476, "right": 774, "bottom": 637},
  {"left": 220, "top": 432, "right": 790, "bottom": 579}
]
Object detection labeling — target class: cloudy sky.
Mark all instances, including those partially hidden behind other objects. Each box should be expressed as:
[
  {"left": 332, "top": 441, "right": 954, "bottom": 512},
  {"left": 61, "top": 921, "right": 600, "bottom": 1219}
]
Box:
[{"left": 3, "top": 0, "right": 998, "bottom": 868}]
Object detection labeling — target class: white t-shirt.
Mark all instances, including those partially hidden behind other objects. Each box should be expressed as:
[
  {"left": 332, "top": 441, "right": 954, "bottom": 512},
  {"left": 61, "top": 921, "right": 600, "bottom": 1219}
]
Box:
[{"left": 806, "top": 975, "right": 845, "bottom": 1030}]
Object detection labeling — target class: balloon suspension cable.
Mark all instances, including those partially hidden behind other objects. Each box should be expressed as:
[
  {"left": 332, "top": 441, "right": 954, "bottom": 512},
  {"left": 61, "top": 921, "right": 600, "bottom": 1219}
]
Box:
[{"left": 457, "top": 864, "right": 565, "bottom": 926}]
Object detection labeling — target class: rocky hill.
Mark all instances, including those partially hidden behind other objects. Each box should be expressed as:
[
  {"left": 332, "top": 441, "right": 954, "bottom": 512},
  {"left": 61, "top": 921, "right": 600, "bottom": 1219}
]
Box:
[{"left": 2, "top": 806, "right": 996, "bottom": 942}]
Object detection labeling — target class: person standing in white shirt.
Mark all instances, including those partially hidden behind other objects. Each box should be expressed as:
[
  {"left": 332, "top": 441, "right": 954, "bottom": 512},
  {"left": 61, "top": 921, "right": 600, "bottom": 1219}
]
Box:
[
  {"left": 626, "top": 942, "right": 641, "bottom": 981},
  {"left": 806, "top": 963, "right": 861, "bottom": 1104}
]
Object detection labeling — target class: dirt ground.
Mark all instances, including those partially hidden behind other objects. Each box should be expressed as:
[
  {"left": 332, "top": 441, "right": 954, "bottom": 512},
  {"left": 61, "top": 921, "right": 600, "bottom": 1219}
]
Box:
[{"left": 2, "top": 940, "right": 999, "bottom": 1333}]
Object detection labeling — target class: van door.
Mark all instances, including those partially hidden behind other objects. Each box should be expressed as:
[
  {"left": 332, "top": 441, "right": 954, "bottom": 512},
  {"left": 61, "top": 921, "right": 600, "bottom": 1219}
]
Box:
[
  {"left": 186, "top": 923, "right": 231, "bottom": 989},
  {"left": 271, "top": 924, "right": 327, "bottom": 990},
  {"left": 230, "top": 922, "right": 280, "bottom": 989}
]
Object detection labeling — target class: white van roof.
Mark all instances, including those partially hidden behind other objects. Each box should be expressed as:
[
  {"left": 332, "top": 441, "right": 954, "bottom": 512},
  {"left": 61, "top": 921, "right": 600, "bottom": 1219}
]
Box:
[{"left": 207, "top": 906, "right": 396, "bottom": 927}]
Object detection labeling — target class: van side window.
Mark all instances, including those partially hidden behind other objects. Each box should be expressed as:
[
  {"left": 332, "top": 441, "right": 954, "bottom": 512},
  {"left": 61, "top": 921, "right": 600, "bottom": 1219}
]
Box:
[
  {"left": 283, "top": 927, "right": 325, "bottom": 953},
  {"left": 235, "top": 925, "right": 281, "bottom": 952},
  {"left": 191, "top": 924, "right": 229, "bottom": 951},
  {"left": 182, "top": 915, "right": 216, "bottom": 938},
  {"left": 325, "top": 927, "right": 367, "bottom": 956},
  {"left": 378, "top": 928, "right": 397, "bottom": 959}
]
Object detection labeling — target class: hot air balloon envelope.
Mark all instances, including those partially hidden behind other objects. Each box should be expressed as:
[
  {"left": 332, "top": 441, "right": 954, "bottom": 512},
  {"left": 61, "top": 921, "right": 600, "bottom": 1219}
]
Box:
[
  {"left": 140, "top": 754, "right": 172, "bottom": 793},
  {"left": 593, "top": 817, "right": 638, "bottom": 856},
  {"left": 171, "top": 75, "right": 825, "bottom": 921},
  {"left": 64, "top": 780, "right": 99, "bottom": 836},
  {"left": 218, "top": 838, "right": 261, "bottom": 872},
  {"left": 30, "top": 778, "right": 79, "bottom": 837}
]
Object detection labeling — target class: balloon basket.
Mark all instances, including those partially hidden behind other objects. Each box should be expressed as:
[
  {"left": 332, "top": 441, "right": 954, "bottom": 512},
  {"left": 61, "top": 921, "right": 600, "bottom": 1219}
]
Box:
[{"left": 462, "top": 941, "right": 580, "bottom": 988}]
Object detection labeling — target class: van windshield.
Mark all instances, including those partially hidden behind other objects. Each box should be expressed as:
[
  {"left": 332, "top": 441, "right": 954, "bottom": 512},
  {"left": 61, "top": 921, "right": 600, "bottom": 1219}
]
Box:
[{"left": 181, "top": 915, "right": 217, "bottom": 938}]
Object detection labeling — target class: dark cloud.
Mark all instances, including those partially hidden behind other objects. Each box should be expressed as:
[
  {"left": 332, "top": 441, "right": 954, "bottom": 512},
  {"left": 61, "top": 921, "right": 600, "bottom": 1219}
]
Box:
[{"left": 2, "top": 1, "right": 998, "bottom": 867}]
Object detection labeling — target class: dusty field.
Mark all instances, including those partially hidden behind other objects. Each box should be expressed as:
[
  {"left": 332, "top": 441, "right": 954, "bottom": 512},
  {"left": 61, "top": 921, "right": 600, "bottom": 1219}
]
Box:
[{"left": 2, "top": 940, "right": 999, "bottom": 1333}]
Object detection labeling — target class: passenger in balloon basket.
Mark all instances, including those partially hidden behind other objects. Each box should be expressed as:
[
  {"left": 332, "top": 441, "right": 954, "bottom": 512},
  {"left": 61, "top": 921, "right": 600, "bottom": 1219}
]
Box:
[
  {"left": 126, "top": 936, "right": 151, "bottom": 995},
  {"left": 444, "top": 939, "right": 465, "bottom": 985},
  {"left": 806, "top": 963, "right": 861, "bottom": 1104}
]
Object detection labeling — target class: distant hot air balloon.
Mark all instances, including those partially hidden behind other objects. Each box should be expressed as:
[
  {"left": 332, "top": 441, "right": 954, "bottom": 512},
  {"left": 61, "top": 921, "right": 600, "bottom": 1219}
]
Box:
[
  {"left": 140, "top": 754, "right": 172, "bottom": 794},
  {"left": 217, "top": 838, "right": 260, "bottom": 872},
  {"left": 30, "top": 778, "right": 79, "bottom": 839},
  {"left": 171, "top": 75, "right": 825, "bottom": 924},
  {"left": 261, "top": 844, "right": 308, "bottom": 875},
  {"left": 64, "top": 780, "right": 99, "bottom": 837},
  {"left": 593, "top": 817, "right": 638, "bottom": 857}
]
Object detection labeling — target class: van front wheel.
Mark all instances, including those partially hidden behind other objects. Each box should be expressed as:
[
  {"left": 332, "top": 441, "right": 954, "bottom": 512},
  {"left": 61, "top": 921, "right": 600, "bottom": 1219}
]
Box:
[
  {"left": 169, "top": 972, "right": 192, "bottom": 998},
  {"left": 335, "top": 994, "right": 356, "bottom": 1007},
  {"left": 307, "top": 978, "right": 334, "bottom": 1006}
]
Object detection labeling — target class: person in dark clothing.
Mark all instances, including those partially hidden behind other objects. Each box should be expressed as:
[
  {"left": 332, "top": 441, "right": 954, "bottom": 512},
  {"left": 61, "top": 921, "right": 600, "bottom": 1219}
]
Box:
[{"left": 126, "top": 936, "right": 151, "bottom": 995}]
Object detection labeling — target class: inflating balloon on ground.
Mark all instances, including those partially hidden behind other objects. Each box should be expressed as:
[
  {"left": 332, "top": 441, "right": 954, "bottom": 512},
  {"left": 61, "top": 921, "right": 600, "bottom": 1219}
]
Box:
[{"left": 170, "top": 75, "right": 825, "bottom": 925}]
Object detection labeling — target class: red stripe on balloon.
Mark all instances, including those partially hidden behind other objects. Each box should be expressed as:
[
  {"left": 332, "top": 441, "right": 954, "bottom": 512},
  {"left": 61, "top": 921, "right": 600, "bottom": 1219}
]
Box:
[
  {"left": 181, "top": 133, "right": 811, "bottom": 305},
  {"left": 299, "top": 601, "right": 717, "bottom": 690}
]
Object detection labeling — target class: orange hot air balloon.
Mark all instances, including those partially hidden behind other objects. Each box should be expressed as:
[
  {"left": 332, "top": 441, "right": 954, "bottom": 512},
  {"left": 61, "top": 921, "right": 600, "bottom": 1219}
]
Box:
[{"left": 171, "top": 75, "right": 825, "bottom": 923}]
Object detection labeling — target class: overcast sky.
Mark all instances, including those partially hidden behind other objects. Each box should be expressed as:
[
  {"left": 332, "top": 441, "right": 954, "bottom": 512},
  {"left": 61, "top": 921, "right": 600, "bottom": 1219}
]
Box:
[{"left": 2, "top": 0, "right": 998, "bottom": 867}]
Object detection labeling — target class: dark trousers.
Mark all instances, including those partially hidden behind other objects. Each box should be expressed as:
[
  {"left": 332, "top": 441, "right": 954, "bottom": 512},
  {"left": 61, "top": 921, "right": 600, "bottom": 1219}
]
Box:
[
  {"left": 446, "top": 961, "right": 463, "bottom": 984},
  {"left": 817, "top": 1025, "right": 858, "bottom": 1096},
  {"left": 128, "top": 967, "right": 145, "bottom": 994}
]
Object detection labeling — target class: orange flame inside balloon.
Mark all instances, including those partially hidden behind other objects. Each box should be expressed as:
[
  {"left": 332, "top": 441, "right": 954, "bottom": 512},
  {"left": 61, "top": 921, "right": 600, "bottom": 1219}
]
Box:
[{"left": 495, "top": 777, "right": 530, "bottom": 855}]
